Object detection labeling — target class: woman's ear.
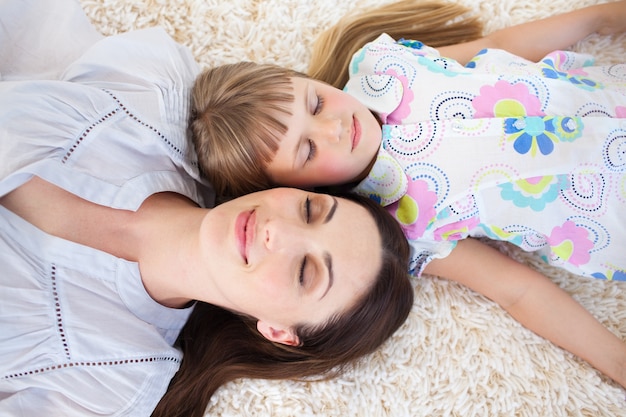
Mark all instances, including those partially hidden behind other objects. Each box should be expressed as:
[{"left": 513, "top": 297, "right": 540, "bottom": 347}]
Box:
[{"left": 256, "top": 320, "right": 300, "bottom": 346}]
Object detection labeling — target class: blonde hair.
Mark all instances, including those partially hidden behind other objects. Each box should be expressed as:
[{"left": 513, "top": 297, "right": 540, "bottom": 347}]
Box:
[
  {"left": 309, "top": 0, "right": 483, "bottom": 88},
  {"left": 191, "top": 1, "right": 483, "bottom": 198},
  {"left": 190, "top": 62, "right": 309, "bottom": 198}
]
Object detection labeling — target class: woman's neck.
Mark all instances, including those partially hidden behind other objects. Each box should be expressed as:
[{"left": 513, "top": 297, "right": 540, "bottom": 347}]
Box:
[{"left": 132, "top": 192, "right": 211, "bottom": 308}]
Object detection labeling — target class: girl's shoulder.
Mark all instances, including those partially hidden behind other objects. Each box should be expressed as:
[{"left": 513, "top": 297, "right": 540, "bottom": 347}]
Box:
[{"left": 356, "top": 33, "right": 444, "bottom": 61}]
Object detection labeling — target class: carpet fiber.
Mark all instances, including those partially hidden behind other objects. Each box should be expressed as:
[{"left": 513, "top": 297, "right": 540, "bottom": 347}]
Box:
[{"left": 80, "top": 0, "right": 626, "bottom": 415}]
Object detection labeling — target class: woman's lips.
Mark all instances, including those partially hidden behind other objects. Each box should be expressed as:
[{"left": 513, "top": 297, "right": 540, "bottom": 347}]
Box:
[
  {"left": 351, "top": 116, "right": 361, "bottom": 152},
  {"left": 236, "top": 210, "right": 255, "bottom": 263}
]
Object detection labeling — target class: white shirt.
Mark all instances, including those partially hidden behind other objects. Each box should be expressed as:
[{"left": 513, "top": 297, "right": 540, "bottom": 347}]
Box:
[
  {"left": 0, "top": 0, "right": 103, "bottom": 80},
  {"left": 0, "top": 21, "right": 213, "bottom": 416}
]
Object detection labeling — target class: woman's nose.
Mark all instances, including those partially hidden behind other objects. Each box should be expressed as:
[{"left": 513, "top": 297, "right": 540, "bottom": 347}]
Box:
[{"left": 263, "top": 218, "right": 302, "bottom": 253}]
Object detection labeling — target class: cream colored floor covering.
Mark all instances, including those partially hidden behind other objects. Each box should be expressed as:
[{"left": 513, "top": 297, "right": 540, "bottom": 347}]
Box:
[{"left": 80, "top": 0, "right": 626, "bottom": 415}]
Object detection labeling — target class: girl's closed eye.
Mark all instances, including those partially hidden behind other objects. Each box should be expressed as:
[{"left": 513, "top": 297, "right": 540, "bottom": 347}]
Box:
[
  {"left": 314, "top": 95, "right": 324, "bottom": 115},
  {"left": 306, "top": 139, "right": 317, "bottom": 162},
  {"left": 302, "top": 93, "right": 322, "bottom": 164}
]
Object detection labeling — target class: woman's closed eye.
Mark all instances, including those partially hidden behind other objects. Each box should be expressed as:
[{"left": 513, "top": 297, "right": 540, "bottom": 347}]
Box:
[
  {"left": 299, "top": 198, "right": 312, "bottom": 287},
  {"left": 304, "top": 196, "right": 311, "bottom": 223},
  {"left": 302, "top": 195, "right": 324, "bottom": 223},
  {"left": 299, "top": 256, "right": 308, "bottom": 286}
]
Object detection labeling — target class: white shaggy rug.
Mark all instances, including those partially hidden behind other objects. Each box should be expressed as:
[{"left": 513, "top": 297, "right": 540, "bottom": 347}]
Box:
[{"left": 79, "top": 0, "right": 626, "bottom": 416}]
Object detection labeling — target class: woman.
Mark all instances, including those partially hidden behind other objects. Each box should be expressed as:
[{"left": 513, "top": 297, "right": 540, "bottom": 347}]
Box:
[
  {"left": 0, "top": 7, "right": 413, "bottom": 417},
  {"left": 0, "top": 184, "right": 412, "bottom": 416}
]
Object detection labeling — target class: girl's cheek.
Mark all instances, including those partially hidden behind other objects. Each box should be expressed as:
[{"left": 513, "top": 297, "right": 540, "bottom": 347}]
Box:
[
  {"left": 319, "top": 159, "right": 340, "bottom": 175},
  {"left": 322, "top": 161, "right": 356, "bottom": 184}
]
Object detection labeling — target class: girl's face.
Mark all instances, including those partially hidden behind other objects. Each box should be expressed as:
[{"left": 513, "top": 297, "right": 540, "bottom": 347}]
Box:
[
  {"left": 265, "top": 77, "right": 382, "bottom": 188},
  {"left": 199, "top": 188, "right": 382, "bottom": 345}
]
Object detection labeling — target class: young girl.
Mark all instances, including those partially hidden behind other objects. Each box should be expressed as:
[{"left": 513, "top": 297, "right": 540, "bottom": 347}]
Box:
[{"left": 190, "top": 0, "right": 626, "bottom": 391}]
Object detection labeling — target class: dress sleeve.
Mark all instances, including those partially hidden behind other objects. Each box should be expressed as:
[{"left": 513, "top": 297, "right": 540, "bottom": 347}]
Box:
[
  {"left": 59, "top": 28, "right": 201, "bottom": 158},
  {"left": 0, "top": 0, "right": 103, "bottom": 80},
  {"left": 407, "top": 238, "right": 457, "bottom": 277},
  {"left": 345, "top": 33, "right": 467, "bottom": 125},
  {"left": 60, "top": 27, "right": 199, "bottom": 95}
]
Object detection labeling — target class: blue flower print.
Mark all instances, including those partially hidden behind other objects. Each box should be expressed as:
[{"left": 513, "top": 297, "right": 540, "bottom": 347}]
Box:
[
  {"left": 465, "top": 48, "right": 487, "bottom": 69},
  {"left": 553, "top": 116, "right": 584, "bottom": 142},
  {"left": 499, "top": 175, "right": 567, "bottom": 211},
  {"left": 397, "top": 38, "right": 459, "bottom": 76},
  {"left": 478, "top": 223, "right": 524, "bottom": 245},
  {"left": 368, "top": 193, "right": 382, "bottom": 205},
  {"left": 540, "top": 55, "right": 603, "bottom": 92},
  {"left": 397, "top": 38, "right": 425, "bottom": 50},
  {"left": 505, "top": 116, "right": 583, "bottom": 156},
  {"left": 350, "top": 48, "right": 367, "bottom": 76},
  {"left": 416, "top": 55, "right": 459, "bottom": 77},
  {"left": 505, "top": 116, "right": 558, "bottom": 156},
  {"left": 592, "top": 269, "right": 626, "bottom": 281}
]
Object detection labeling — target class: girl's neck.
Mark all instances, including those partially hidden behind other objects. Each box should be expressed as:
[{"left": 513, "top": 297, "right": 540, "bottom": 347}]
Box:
[{"left": 349, "top": 146, "right": 379, "bottom": 185}]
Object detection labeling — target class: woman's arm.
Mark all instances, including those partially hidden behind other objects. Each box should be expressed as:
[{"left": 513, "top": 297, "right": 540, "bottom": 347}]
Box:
[
  {"left": 423, "top": 238, "right": 626, "bottom": 388},
  {"left": 438, "top": 1, "right": 626, "bottom": 65}
]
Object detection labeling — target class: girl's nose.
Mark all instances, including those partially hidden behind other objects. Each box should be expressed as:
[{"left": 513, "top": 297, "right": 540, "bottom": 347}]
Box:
[{"left": 314, "top": 116, "right": 342, "bottom": 143}]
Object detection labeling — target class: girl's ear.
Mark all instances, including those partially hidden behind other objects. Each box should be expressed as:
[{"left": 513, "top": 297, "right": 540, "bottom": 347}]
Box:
[{"left": 256, "top": 320, "right": 300, "bottom": 346}]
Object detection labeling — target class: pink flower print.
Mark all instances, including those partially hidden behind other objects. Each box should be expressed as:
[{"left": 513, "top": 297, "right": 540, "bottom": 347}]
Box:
[
  {"left": 384, "top": 69, "right": 415, "bottom": 124},
  {"left": 616, "top": 106, "right": 626, "bottom": 118},
  {"left": 433, "top": 216, "right": 480, "bottom": 241},
  {"left": 547, "top": 220, "right": 593, "bottom": 266},
  {"left": 472, "top": 80, "right": 544, "bottom": 118},
  {"left": 388, "top": 178, "right": 437, "bottom": 239}
]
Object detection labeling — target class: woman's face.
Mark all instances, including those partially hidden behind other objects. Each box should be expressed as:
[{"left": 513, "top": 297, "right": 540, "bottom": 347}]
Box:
[{"left": 199, "top": 188, "right": 382, "bottom": 345}]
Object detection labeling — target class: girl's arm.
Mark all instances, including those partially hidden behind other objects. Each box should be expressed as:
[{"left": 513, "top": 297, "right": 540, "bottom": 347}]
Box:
[
  {"left": 438, "top": 1, "right": 626, "bottom": 65},
  {"left": 423, "top": 238, "right": 626, "bottom": 388}
]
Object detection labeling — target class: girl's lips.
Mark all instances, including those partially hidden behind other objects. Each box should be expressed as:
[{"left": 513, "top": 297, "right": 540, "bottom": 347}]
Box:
[
  {"left": 351, "top": 116, "right": 361, "bottom": 152},
  {"left": 235, "top": 210, "right": 255, "bottom": 263}
]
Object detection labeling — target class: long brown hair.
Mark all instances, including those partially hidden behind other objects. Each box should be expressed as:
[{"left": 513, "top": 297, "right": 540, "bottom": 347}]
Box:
[
  {"left": 309, "top": 0, "right": 483, "bottom": 88},
  {"left": 152, "top": 192, "right": 413, "bottom": 417}
]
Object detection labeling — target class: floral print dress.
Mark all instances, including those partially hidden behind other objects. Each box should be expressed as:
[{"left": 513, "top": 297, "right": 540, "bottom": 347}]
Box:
[{"left": 348, "top": 34, "right": 626, "bottom": 279}]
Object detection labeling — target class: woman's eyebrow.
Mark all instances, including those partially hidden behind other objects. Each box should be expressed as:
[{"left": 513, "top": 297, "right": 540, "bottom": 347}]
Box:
[
  {"left": 320, "top": 252, "right": 334, "bottom": 300},
  {"left": 323, "top": 197, "right": 338, "bottom": 224}
]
